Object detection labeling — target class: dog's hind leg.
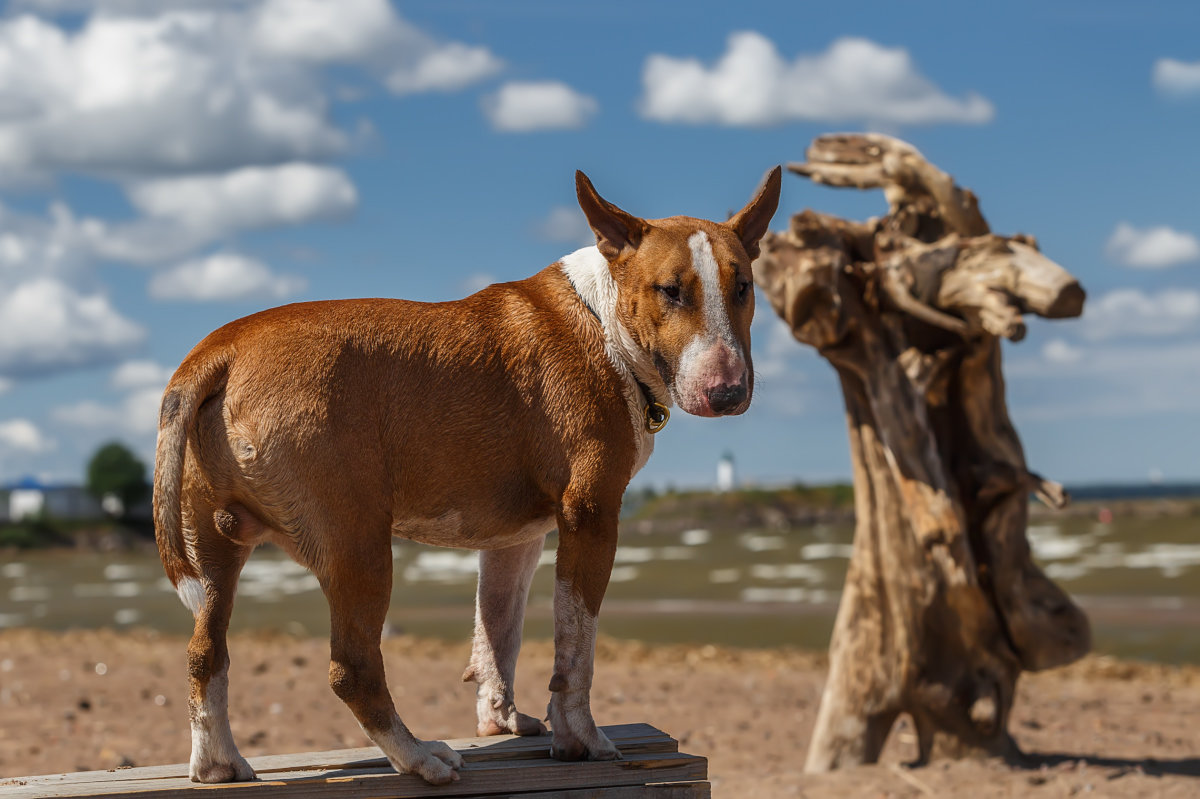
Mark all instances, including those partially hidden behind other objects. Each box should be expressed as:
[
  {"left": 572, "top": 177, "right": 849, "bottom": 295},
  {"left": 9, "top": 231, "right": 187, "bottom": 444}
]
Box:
[
  {"left": 463, "top": 538, "right": 549, "bottom": 737},
  {"left": 185, "top": 511, "right": 255, "bottom": 783},
  {"left": 322, "top": 530, "right": 464, "bottom": 784}
]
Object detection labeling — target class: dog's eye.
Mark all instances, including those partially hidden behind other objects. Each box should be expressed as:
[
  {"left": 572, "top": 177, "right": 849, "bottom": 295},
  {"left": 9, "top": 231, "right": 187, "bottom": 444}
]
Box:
[
  {"left": 657, "top": 284, "right": 683, "bottom": 305},
  {"left": 736, "top": 279, "right": 752, "bottom": 301}
]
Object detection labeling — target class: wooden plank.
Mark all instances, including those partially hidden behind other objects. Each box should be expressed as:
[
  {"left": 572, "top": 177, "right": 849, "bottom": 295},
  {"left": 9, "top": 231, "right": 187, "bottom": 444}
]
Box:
[
  {"left": 447, "top": 782, "right": 711, "bottom": 799},
  {"left": 0, "top": 725, "right": 706, "bottom": 799},
  {"left": 9, "top": 723, "right": 676, "bottom": 788},
  {"left": 0, "top": 751, "right": 707, "bottom": 798}
]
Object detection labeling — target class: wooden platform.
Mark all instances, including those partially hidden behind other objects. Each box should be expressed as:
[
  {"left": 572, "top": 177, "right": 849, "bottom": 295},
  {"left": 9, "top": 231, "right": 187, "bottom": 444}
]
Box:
[{"left": 0, "top": 723, "right": 707, "bottom": 799}]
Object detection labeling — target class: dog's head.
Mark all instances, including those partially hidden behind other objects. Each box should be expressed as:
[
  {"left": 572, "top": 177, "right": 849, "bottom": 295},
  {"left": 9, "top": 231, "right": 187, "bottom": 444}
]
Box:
[{"left": 575, "top": 167, "right": 781, "bottom": 417}]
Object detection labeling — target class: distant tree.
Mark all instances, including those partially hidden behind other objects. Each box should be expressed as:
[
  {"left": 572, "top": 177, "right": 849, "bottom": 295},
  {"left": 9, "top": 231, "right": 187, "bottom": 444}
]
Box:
[{"left": 86, "top": 442, "right": 149, "bottom": 517}]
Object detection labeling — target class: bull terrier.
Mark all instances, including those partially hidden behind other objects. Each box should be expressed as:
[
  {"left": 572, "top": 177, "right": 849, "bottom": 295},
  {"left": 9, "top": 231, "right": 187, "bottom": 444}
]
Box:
[{"left": 153, "top": 166, "right": 781, "bottom": 784}]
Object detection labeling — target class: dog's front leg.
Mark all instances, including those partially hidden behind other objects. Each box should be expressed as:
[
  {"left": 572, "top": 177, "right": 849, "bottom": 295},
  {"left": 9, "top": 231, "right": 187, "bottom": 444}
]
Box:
[
  {"left": 463, "top": 538, "right": 549, "bottom": 737},
  {"left": 546, "top": 497, "right": 621, "bottom": 761}
]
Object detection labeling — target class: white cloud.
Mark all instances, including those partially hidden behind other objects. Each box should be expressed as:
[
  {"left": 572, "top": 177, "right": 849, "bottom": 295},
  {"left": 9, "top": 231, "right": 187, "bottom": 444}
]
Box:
[
  {"left": 128, "top": 162, "right": 358, "bottom": 234},
  {"left": 53, "top": 359, "right": 172, "bottom": 435},
  {"left": 484, "top": 81, "right": 599, "bottom": 132},
  {"left": 253, "top": 0, "right": 502, "bottom": 94},
  {"left": 0, "top": 418, "right": 52, "bottom": 453},
  {"left": 149, "top": 252, "right": 306, "bottom": 302},
  {"left": 0, "top": 377, "right": 11, "bottom": 395},
  {"left": 53, "top": 389, "right": 162, "bottom": 435},
  {"left": 1081, "top": 288, "right": 1200, "bottom": 340},
  {"left": 387, "top": 42, "right": 504, "bottom": 95},
  {"left": 1010, "top": 341, "right": 1200, "bottom": 420},
  {"left": 459, "top": 273, "right": 496, "bottom": 294},
  {"left": 640, "top": 33, "right": 994, "bottom": 127},
  {"left": 0, "top": 11, "right": 346, "bottom": 180},
  {"left": 111, "top": 359, "right": 175, "bottom": 390},
  {"left": 0, "top": 3, "right": 501, "bottom": 181},
  {"left": 1153, "top": 58, "right": 1200, "bottom": 96},
  {"left": 1042, "top": 338, "right": 1083, "bottom": 364},
  {"left": 252, "top": 0, "right": 396, "bottom": 62},
  {"left": 0, "top": 278, "right": 145, "bottom": 377},
  {"left": 1105, "top": 222, "right": 1200, "bottom": 268},
  {"left": 536, "top": 206, "right": 594, "bottom": 244}
]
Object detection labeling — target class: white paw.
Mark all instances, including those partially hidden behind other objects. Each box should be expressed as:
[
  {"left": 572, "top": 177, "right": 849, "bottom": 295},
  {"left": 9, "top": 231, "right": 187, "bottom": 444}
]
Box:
[
  {"left": 388, "top": 740, "right": 463, "bottom": 785},
  {"left": 190, "top": 753, "right": 256, "bottom": 783}
]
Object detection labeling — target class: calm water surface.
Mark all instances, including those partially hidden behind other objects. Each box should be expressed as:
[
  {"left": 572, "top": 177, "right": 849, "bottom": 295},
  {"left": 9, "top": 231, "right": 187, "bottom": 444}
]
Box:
[{"left": 1, "top": 514, "right": 1197, "bottom": 662}]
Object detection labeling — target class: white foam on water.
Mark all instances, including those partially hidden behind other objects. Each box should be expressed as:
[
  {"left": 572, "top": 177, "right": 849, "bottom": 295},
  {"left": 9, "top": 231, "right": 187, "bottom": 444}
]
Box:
[
  {"left": 8, "top": 586, "right": 50, "bottom": 602},
  {"left": 709, "top": 568, "right": 740, "bottom": 584},
  {"left": 401, "top": 550, "right": 480, "bottom": 583},
  {"left": 608, "top": 566, "right": 639, "bottom": 583},
  {"left": 0, "top": 563, "right": 27, "bottom": 579},
  {"left": 103, "top": 564, "right": 137, "bottom": 580},
  {"left": 114, "top": 608, "right": 141, "bottom": 625},
  {"left": 800, "top": 543, "right": 853, "bottom": 560},
  {"left": 740, "top": 587, "right": 836, "bottom": 604},
  {"left": 681, "top": 529, "right": 711, "bottom": 546},
  {"left": 738, "top": 533, "right": 785, "bottom": 552},
  {"left": 749, "top": 563, "right": 826, "bottom": 583}
]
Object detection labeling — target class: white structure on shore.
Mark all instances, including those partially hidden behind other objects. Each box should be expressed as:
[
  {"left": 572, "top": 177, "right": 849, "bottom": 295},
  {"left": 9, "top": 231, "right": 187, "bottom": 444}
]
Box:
[{"left": 716, "top": 451, "right": 736, "bottom": 493}]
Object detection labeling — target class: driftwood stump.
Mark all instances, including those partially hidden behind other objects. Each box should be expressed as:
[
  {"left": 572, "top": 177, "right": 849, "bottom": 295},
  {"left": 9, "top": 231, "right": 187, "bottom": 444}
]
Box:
[{"left": 754, "top": 134, "right": 1091, "bottom": 771}]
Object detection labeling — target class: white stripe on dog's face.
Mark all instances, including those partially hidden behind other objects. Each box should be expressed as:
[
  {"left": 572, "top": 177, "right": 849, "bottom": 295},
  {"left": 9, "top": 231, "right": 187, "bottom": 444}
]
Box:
[
  {"left": 687, "top": 231, "right": 735, "bottom": 346},
  {"left": 671, "top": 231, "right": 749, "bottom": 416}
]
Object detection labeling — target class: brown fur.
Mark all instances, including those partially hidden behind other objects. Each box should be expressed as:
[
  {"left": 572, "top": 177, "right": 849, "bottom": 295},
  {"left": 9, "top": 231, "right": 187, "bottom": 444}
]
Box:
[{"left": 154, "top": 167, "right": 781, "bottom": 784}]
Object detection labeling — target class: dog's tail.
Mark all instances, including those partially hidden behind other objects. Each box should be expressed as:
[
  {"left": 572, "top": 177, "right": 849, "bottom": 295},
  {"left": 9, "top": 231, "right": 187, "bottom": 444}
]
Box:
[{"left": 153, "top": 347, "right": 231, "bottom": 616}]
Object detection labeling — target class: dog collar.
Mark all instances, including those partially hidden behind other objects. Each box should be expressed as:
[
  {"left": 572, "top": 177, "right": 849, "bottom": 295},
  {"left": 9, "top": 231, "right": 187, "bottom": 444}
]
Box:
[{"left": 566, "top": 277, "right": 670, "bottom": 434}]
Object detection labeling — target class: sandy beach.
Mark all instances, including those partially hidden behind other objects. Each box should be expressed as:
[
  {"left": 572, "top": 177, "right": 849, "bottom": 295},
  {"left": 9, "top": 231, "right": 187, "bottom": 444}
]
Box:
[{"left": 0, "top": 629, "right": 1197, "bottom": 797}]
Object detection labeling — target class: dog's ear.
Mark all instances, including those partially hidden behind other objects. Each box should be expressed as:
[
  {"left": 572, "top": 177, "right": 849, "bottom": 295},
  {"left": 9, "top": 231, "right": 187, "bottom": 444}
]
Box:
[
  {"left": 727, "top": 165, "right": 782, "bottom": 261},
  {"left": 576, "top": 171, "right": 645, "bottom": 262}
]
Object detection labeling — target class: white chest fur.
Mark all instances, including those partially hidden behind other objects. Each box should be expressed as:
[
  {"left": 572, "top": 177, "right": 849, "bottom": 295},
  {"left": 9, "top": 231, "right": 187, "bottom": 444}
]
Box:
[{"left": 559, "top": 246, "right": 663, "bottom": 480}]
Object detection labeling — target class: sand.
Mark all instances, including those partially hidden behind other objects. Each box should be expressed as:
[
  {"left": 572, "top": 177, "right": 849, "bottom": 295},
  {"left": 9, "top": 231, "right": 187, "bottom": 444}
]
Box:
[{"left": 0, "top": 629, "right": 1197, "bottom": 798}]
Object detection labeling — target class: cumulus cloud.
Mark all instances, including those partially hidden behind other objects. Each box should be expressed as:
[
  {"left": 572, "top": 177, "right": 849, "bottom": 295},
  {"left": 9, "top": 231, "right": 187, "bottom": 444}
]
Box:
[
  {"left": 1081, "top": 288, "right": 1200, "bottom": 340},
  {"left": 53, "top": 359, "right": 173, "bottom": 435},
  {"left": 640, "top": 33, "right": 994, "bottom": 127},
  {"left": 1042, "top": 338, "right": 1083, "bottom": 364},
  {"left": 1153, "top": 58, "right": 1200, "bottom": 96},
  {"left": 129, "top": 163, "right": 357, "bottom": 235},
  {"left": 536, "top": 206, "right": 594, "bottom": 244},
  {"left": 0, "top": 2, "right": 501, "bottom": 180},
  {"left": 149, "top": 252, "right": 306, "bottom": 302},
  {"left": 0, "top": 418, "right": 53, "bottom": 453},
  {"left": 459, "top": 273, "right": 496, "bottom": 295},
  {"left": 0, "top": 278, "right": 145, "bottom": 377},
  {"left": 484, "top": 81, "right": 599, "bottom": 132},
  {"left": 110, "top": 359, "right": 175, "bottom": 390},
  {"left": 253, "top": 0, "right": 502, "bottom": 94},
  {"left": 0, "top": 11, "right": 345, "bottom": 180},
  {"left": 1105, "top": 222, "right": 1200, "bottom": 268}
]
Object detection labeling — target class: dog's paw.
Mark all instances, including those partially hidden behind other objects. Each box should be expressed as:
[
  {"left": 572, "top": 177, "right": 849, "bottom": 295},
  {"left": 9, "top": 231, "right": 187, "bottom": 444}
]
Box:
[
  {"left": 388, "top": 740, "right": 463, "bottom": 785},
  {"left": 479, "top": 709, "right": 548, "bottom": 737},
  {"left": 189, "top": 753, "right": 256, "bottom": 783},
  {"left": 546, "top": 697, "right": 619, "bottom": 762}
]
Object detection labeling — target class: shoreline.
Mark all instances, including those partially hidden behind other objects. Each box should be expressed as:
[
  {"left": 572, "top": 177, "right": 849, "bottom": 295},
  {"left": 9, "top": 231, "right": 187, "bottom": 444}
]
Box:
[{"left": 1, "top": 629, "right": 1198, "bottom": 797}]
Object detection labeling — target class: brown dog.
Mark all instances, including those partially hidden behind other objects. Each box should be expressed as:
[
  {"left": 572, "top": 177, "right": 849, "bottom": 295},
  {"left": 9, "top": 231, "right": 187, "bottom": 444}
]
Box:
[{"left": 154, "top": 167, "right": 781, "bottom": 784}]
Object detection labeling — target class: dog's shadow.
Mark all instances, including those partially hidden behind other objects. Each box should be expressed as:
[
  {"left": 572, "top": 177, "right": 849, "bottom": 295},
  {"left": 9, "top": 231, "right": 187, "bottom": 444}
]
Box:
[{"left": 1009, "top": 751, "right": 1200, "bottom": 780}]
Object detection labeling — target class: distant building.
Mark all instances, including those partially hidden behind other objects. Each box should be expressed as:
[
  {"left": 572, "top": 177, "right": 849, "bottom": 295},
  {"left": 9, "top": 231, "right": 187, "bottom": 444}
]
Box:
[
  {"left": 2, "top": 476, "right": 104, "bottom": 522},
  {"left": 716, "top": 451, "right": 736, "bottom": 493}
]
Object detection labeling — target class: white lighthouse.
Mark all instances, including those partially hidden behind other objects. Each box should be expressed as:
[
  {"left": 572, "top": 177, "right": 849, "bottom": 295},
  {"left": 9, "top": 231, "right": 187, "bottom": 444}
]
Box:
[{"left": 716, "top": 451, "right": 736, "bottom": 493}]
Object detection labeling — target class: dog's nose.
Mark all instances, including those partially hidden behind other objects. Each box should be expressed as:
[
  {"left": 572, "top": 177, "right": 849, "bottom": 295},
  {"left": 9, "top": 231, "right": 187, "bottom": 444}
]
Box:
[{"left": 706, "top": 382, "right": 747, "bottom": 414}]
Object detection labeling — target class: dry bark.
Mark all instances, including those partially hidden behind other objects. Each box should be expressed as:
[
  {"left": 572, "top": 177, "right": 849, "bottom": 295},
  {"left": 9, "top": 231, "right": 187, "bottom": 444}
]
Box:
[{"left": 754, "top": 133, "right": 1090, "bottom": 772}]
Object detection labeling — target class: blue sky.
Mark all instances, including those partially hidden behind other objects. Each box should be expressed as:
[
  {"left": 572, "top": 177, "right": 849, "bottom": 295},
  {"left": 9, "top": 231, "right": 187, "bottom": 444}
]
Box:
[{"left": 0, "top": 0, "right": 1197, "bottom": 490}]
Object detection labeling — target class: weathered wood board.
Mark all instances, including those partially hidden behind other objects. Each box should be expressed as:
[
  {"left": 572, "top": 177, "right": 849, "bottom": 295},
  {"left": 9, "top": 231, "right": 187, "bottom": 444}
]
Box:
[{"left": 0, "top": 724, "right": 708, "bottom": 799}]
